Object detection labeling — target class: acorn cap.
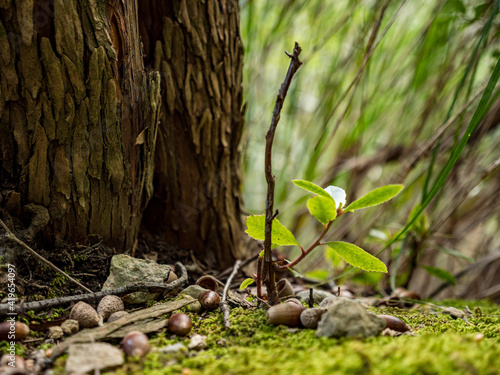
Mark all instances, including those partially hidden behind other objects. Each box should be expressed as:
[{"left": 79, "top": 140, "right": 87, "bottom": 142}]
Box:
[
  {"left": 97, "top": 295, "right": 124, "bottom": 321},
  {"left": 300, "top": 308, "right": 327, "bottom": 329},
  {"left": 196, "top": 275, "right": 220, "bottom": 291},
  {"left": 70, "top": 301, "right": 101, "bottom": 328}
]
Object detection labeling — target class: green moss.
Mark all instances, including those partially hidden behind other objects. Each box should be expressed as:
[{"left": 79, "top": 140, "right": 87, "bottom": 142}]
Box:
[
  {"left": 0, "top": 341, "right": 25, "bottom": 356},
  {"left": 26, "top": 307, "right": 68, "bottom": 321},
  {"left": 56, "top": 299, "right": 498, "bottom": 375}
]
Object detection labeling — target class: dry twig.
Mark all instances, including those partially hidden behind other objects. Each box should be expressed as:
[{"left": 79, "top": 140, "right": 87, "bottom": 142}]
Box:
[
  {"left": 0, "top": 218, "right": 93, "bottom": 293},
  {"left": 219, "top": 259, "right": 242, "bottom": 330},
  {"left": 262, "top": 42, "right": 302, "bottom": 305},
  {"left": 0, "top": 262, "right": 188, "bottom": 316}
]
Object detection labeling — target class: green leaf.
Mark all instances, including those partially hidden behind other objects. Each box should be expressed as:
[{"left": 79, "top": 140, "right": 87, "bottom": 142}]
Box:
[
  {"left": 422, "top": 266, "right": 456, "bottom": 286},
  {"left": 325, "top": 246, "right": 342, "bottom": 267},
  {"left": 245, "top": 215, "right": 299, "bottom": 246},
  {"left": 292, "top": 179, "right": 333, "bottom": 200},
  {"left": 344, "top": 185, "right": 404, "bottom": 212},
  {"left": 307, "top": 196, "right": 337, "bottom": 224},
  {"left": 435, "top": 246, "right": 474, "bottom": 263},
  {"left": 239, "top": 278, "right": 255, "bottom": 290},
  {"left": 305, "top": 269, "right": 329, "bottom": 281},
  {"left": 326, "top": 241, "right": 387, "bottom": 273},
  {"left": 288, "top": 267, "right": 306, "bottom": 279}
]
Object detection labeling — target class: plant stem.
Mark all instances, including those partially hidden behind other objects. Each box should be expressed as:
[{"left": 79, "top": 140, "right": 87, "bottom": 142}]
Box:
[
  {"left": 263, "top": 42, "right": 302, "bottom": 305},
  {"left": 275, "top": 219, "right": 334, "bottom": 271}
]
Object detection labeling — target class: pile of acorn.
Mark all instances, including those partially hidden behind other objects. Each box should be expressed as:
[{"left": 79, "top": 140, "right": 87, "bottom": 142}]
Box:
[{"left": 0, "top": 276, "right": 223, "bottom": 366}]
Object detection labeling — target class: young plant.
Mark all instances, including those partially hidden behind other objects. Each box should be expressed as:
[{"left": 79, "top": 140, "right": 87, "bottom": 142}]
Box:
[{"left": 241, "top": 180, "right": 404, "bottom": 301}]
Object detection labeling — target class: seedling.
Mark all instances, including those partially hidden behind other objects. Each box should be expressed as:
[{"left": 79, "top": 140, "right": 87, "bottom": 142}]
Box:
[
  {"left": 241, "top": 42, "right": 403, "bottom": 304},
  {"left": 241, "top": 181, "right": 403, "bottom": 300}
]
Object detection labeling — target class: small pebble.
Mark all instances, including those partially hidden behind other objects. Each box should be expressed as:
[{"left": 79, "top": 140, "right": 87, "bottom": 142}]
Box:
[
  {"left": 159, "top": 343, "right": 187, "bottom": 354},
  {"left": 61, "top": 319, "right": 79, "bottom": 335},
  {"left": 216, "top": 339, "right": 227, "bottom": 347},
  {"left": 188, "top": 334, "right": 207, "bottom": 351},
  {"left": 47, "top": 326, "right": 64, "bottom": 340}
]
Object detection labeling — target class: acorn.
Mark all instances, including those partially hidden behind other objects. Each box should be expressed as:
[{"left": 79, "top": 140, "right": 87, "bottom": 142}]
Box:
[
  {"left": 300, "top": 308, "right": 327, "bottom": 329},
  {"left": 284, "top": 298, "right": 303, "bottom": 306},
  {"left": 69, "top": 301, "right": 101, "bottom": 328},
  {"left": 121, "top": 331, "right": 150, "bottom": 357},
  {"left": 97, "top": 295, "right": 124, "bottom": 321},
  {"left": 198, "top": 290, "right": 221, "bottom": 311},
  {"left": 266, "top": 302, "right": 305, "bottom": 327},
  {"left": 167, "top": 313, "right": 192, "bottom": 336},
  {"left": 378, "top": 315, "right": 410, "bottom": 332},
  {"left": 0, "top": 321, "right": 30, "bottom": 341},
  {"left": 196, "top": 275, "right": 220, "bottom": 291}
]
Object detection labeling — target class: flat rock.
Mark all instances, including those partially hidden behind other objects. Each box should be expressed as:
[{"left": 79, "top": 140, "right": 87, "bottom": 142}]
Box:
[
  {"left": 66, "top": 343, "right": 123, "bottom": 373},
  {"left": 102, "top": 254, "right": 172, "bottom": 304},
  {"left": 179, "top": 285, "right": 209, "bottom": 300},
  {"left": 316, "top": 298, "right": 386, "bottom": 339},
  {"left": 296, "top": 289, "right": 335, "bottom": 305}
]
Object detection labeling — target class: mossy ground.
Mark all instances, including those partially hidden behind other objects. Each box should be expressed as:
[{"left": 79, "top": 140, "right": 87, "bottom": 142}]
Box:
[{"left": 53, "top": 299, "right": 500, "bottom": 375}]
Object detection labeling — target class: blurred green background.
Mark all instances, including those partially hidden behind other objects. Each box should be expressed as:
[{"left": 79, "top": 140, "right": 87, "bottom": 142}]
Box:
[{"left": 238, "top": 0, "right": 500, "bottom": 300}]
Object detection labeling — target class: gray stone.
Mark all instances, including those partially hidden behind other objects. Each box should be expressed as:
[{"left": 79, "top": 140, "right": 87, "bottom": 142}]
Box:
[
  {"left": 320, "top": 296, "right": 337, "bottom": 308},
  {"left": 185, "top": 300, "right": 202, "bottom": 314},
  {"left": 188, "top": 334, "right": 207, "bottom": 351},
  {"left": 102, "top": 254, "right": 172, "bottom": 304},
  {"left": 61, "top": 319, "right": 79, "bottom": 335},
  {"left": 316, "top": 298, "right": 386, "bottom": 339},
  {"left": 296, "top": 289, "right": 335, "bottom": 305},
  {"left": 66, "top": 343, "right": 123, "bottom": 373},
  {"left": 47, "top": 326, "right": 64, "bottom": 339},
  {"left": 158, "top": 343, "right": 188, "bottom": 355},
  {"left": 179, "top": 285, "right": 209, "bottom": 300}
]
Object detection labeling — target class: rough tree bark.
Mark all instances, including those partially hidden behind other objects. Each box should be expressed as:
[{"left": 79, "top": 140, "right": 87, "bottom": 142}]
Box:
[
  {"left": 0, "top": 0, "right": 246, "bottom": 271},
  {"left": 139, "top": 0, "right": 246, "bottom": 269},
  {"left": 0, "top": 0, "right": 160, "bottom": 252}
]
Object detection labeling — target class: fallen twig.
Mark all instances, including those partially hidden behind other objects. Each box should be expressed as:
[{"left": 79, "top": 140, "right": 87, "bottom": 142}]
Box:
[
  {"left": 219, "top": 259, "right": 242, "bottom": 330},
  {"left": 0, "top": 262, "right": 188, "bottom": 317},
  {"left": 0, "top": 218, "right": 93, "bottom": 293}
]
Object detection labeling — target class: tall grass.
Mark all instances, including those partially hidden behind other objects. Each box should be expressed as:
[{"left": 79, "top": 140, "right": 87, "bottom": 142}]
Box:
[{"left": 240, "top": 0, "right": 500, "bottom": 299}]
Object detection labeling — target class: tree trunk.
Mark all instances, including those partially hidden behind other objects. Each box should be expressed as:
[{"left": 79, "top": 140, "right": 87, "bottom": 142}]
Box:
[
  {"left": 0, "top": 0, "right": 160, "bottom": 251},
  {"left": 139, "top": 0, "right": 246, "bottom": 270},
  {"left": 0, "top": 0, "right": 246, "bottom": 271}
]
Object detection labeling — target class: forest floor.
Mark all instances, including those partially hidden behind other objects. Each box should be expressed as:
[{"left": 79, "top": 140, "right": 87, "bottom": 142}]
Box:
[{"left": 24, "top": 298, "right": 500, "bottom": 375}]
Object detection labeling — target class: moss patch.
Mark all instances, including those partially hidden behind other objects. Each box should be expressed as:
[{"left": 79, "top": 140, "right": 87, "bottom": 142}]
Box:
[{"left": 52, "top": 300, "right": 499, "bottom": 375}]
